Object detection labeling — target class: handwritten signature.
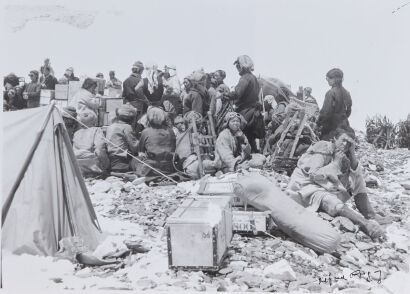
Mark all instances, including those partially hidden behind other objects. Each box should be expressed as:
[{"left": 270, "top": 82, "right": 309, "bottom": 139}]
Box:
[{"left": 317, "top": 270, "right": 382, "bottom": 286}]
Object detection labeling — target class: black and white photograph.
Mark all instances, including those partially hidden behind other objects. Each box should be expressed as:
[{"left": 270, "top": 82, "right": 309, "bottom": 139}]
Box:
[{"left": 1, "top": 0, "right": 409, "bottom": 293}]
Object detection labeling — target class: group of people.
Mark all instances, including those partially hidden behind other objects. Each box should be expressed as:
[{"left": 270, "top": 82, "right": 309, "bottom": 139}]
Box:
[{"left": 4, "top": 54, "right": 388, "bottom": 240}]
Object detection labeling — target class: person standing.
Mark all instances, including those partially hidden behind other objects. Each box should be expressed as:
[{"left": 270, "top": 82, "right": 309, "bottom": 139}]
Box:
[
  {"left": 40, "top": 58, "right": 54, "bottom": 79},
  {"left": 122, "top": 61, "right": 149, "bottom": 119},
  {"left": 317, "top": 68, "right": 353, "bottom": 141},
  {"left": 106, "top": 70, "right": 122, "bottom": 91},
  {"left": 40, "top": 67, "right": 58, "bottom": 90},
  {"left": 23, "top": 70, "right": 41, "bottom": 108},
  {"left": 226, "top": 55, "right": 261, "bottom": 152}
]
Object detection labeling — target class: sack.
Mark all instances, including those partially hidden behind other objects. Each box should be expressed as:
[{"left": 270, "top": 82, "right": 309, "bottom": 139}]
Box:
[{"left": 233, "top": 172, "right": 341, "bottom": 254}]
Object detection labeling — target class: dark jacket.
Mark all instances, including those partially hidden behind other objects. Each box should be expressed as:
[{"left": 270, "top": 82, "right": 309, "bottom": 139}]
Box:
[
  {"left": 67, "top": 74, "right": 80, "bottom": 82},
  {"left": 183, "top": 84, "right": 209, "bottom": 116},
  {"left": 317, "top": 85, "right": 352, "bottom": 138},
  {"left": 41, "top": 75, "right": 58, "bottom": 90},
  {"left": 122, "top": 73, "right": 148, "bottom": 109},
  {"left": 231, "top": 72, "right": 260, "bottom": 112},
  {"left": 4, "top": 86, "right": 26, "bottom": 110},
  {"left": 142, "top": 76, "right": 164, "bottom": 107},
  {"left": 24, "top": 82, "right": 41, "bottom": 108}
]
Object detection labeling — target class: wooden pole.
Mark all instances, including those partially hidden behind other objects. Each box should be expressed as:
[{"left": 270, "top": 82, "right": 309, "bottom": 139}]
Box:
[{"left": 2, "top": 103, "right": 55, "bottom": 226}]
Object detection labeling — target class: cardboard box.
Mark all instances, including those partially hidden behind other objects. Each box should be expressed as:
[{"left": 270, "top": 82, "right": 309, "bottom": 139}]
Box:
[
  {"left": 166, "top": 196, "right": 232, "bottom": 271},
  {"left": 68, "top": 81, "right": 82, "bottom": 102},
  {"left": 232, "top": 208, "right": 272, "bottom": 234},
  {"left": 55, "top": 84, "right": 69, "bottom": 100},
  {"left": 197, "top": 175, "right": 245, "bottom": 206}
]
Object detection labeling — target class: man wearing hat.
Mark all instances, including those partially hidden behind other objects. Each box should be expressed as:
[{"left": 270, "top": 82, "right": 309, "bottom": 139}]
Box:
[
  {"left": 182, "top": 69, "right": 209, "bottom": 116},
  {"left": 23, "top": 70, "right": 41, "bottom": 108},
  {"left": 317, "top": 68, "right": 353, "bottom": 141},
  {"left": 122, "top": 61, "right": 149, "bottom": 119},
  {"left": 225, "top": 55, "right": 261, "bottom": 152},
  {"left": 64, "top": 67, "right": 80, "bottom": 82},
  {"left": 105, "top": 104, "right": 139, "bottom": 172}
]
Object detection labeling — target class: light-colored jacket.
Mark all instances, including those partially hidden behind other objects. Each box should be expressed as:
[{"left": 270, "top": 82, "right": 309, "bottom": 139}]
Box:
[
  {"left": 69, "top": 88, "right": 100, "bottom": 114},
  {"left": 215, "top": 128, "right": 249, "bottom": 172},
  {"left": 73, "top": 127, "right": 110, "bottom": 174}
]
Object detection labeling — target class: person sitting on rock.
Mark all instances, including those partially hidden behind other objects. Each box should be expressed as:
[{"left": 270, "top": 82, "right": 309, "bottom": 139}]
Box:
[
  {"left": 287, "top": 128, "right": 386, "bottom": 240},
  {"left": 72, "top": 109, "right": 110, "bottom": 177},
  {"left": 106, "top": 104, "right": 139, "bottom": 172},
  {"left": 133, "top": 107, "right": 176, "bottom": 177},
  {"left": 215, "top": 112, "right": 251, "bottom": 173}
]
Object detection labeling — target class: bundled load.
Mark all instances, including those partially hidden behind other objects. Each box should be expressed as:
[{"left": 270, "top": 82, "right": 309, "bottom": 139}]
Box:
[
  {"left": 365, "top": 115, "right": 397, "bottom": 149},
  {"left": 233, "top": 172, "right": 341, "bottom": 254}
]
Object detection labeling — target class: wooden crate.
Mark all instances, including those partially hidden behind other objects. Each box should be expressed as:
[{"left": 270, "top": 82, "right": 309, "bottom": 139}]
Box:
[
  {"left": 166, "top": 196, "right": 232, "bottom": 271},
  {"left": 232, "top": 208, "right": 272, "bottom": 234},
  {"left": 102, "top": 97, "right": 123, "bottom": 113},
  {"left": 55, "top": 84, "right": 69, "bottom": 100},
  {"left": 40, "top": 90, "right": 55, "bottom": 105},
  {"left": 197, "top": 175, "right": 245, "bottom": 206},
  {"left": 107, "top": 88, "right": 122, "bottom": 98},
  {"left": 68, "top": 81, "right": 82, "bottom": 102}
]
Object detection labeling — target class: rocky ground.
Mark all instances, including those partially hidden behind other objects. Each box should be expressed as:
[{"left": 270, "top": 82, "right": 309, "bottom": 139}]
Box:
[{"left": 3, "top": 131, "right": 410, "bottom": 293}]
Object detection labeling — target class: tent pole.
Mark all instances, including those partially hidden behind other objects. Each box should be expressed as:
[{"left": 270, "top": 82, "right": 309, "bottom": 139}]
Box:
[
  {"left": 2, "top": 103, "right": 55, "bottom": 227},
  {"left": 59, "top": 124, "right": 102, "bottom": 232}
]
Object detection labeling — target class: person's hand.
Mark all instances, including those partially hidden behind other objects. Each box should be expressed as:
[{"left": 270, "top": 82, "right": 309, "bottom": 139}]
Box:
[{"left": 364, "top": 220, "right": 386, "bottom": 242}]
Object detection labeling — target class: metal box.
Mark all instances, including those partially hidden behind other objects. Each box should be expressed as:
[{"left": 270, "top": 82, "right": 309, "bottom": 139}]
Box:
[
  {"left": 166, "top": 196, "right": 232, "bottom": 271},
  {"left": 197, "top": 175, "right": 245, "bottom": 206},
  {"left": 232, "top": 208, "right": 272, "bottom": 234},
  {"left": 55, "top": 84, "right": 69, "bottom": 100}
]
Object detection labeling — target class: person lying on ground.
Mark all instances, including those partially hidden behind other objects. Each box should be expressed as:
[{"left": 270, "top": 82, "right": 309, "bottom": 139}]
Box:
[
  {"left": 215, "top": 112, "right": 251, "bottom": 173},
  {"left": 69, "top": 77, "right": 100, "bottom": 114},
  {"left": 287, "top": 128, "right": 386, "bottom": 240},
  {"left": 73, "top": 109, "right": 110, "bottom": 177},
  {"left": 133, "top": 107, "right": 176, "bottom": 177},
  {"left": 106, "top": 104, "right": 139, "bottom": 172}
]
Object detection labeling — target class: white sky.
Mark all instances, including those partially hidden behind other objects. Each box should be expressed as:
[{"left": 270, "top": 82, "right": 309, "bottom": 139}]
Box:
[{"left": 1, "top": 0, "right": 410, "bottom": 130}]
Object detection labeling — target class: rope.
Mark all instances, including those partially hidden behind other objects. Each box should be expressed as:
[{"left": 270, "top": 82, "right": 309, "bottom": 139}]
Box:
[{"left": 60, "top": 108, "right": 178, "bottom": 184}]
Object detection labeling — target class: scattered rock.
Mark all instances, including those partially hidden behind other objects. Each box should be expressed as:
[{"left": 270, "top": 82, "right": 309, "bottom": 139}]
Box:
[
  {"left": 218, "top": 267, "right": 233, "bottom": 275},
  {"left": 263, "top": 260, "right": 297, "bottom": 281},
  {"left": 332, "top": 216, "right": 356, "bottom": 232}
]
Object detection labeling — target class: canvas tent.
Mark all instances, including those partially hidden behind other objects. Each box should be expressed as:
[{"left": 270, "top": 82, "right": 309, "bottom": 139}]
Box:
[{"left": 2, "top": 104, "right": 101, "bottom": 256}]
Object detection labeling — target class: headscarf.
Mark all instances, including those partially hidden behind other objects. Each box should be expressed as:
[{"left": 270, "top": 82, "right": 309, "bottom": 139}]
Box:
[
  {"left": 117, "top": 104, "right": 137, "bottom": 118},
  {"left": 78, "top": 109, "right": 98, "bottom": 128},
  {"left": 132, "top": 61, "right": 144, "bottom": 70},
  {"left": 326, "top": 68, "right": 343, "bottom": 79},
  {"left": 223, "top": 112, "right": 247, "bottom": 130},
  {"left": 234, "top": 55, "right": 254, "bottom": 72},
  {"left": 188, "top": 69, "right": 205, "bottom": 84},
  {"left": 147, "top": 106, "right": 166, "bottom": 128}
]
